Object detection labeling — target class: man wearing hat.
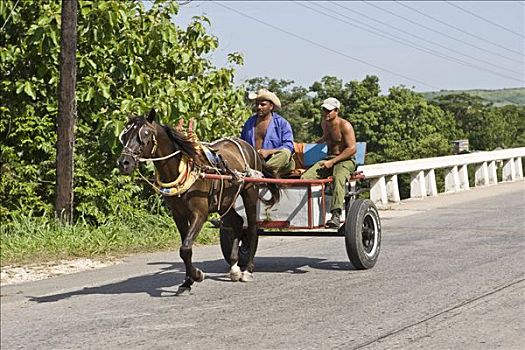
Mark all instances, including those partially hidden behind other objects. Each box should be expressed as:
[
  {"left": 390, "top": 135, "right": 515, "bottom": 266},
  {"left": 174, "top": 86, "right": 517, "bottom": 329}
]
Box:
[
  {"left": 240, "top": 89, "right": 295, "bottom": 176},
  {"left": 301, "top": 97, "right": 357, "bottom": 228}
]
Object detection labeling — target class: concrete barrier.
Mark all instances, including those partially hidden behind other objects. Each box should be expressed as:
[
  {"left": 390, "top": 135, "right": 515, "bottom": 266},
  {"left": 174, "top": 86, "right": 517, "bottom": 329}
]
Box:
[{"left": 360, "top": 147, "right": 525, "bottom": 205}]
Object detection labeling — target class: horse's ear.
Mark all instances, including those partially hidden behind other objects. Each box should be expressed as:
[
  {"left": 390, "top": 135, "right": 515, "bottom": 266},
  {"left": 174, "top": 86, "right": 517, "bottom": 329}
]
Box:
[{"left": 147, "top": 109, "right": 156, "bottom": 123}]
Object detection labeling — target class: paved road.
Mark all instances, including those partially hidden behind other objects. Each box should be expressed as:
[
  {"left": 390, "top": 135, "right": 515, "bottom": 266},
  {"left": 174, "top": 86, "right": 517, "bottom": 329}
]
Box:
[{"left": 1, "top": 181, "right": 524, "bottom": 350}]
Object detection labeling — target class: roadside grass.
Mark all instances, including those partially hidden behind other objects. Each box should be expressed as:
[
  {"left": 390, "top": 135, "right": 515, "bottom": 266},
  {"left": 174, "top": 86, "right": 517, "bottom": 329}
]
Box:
[{"left": 0, "top": 212, "right": 220, "bottom": 267}]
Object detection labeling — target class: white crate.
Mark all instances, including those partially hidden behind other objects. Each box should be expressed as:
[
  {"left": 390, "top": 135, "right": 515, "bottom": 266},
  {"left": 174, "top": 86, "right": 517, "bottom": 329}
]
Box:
[{"left": 234, "top": 185, "right": 346, "bottom": 229}]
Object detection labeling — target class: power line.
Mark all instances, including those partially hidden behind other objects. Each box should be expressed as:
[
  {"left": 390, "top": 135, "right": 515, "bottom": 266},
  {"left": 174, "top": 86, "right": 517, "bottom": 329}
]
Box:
[
  {"left": 364, "top": 1, "right": 523, "bottom": 64},
  {"left": 445, "top": 1, "right": 525, "bottom": 38},
  {"left": 302, "top": 2, "right": 466, "bottom": 68},
  {"left": 329, "top": 1, "right": 522, "bottom": 77},
  {"left": 213, "top": 2, "right": 441, "bottom": 90},
  {"left": 392, "top": 1, "right": 524, "bottom": 57},
  {"left": 300, "top": 2, "right": 522, "bottom": 83}
]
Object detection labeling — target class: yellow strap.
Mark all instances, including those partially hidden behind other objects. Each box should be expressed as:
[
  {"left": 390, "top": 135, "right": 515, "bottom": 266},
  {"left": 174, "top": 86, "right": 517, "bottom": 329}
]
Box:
[{"left": 155, "top": 155, "right": 199, "bottom": 196}]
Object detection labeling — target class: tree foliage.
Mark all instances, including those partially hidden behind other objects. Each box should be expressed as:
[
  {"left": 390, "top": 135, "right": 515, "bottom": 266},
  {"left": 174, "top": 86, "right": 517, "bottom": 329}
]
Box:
[
  {"left": 432, "top": 93, "right": 524, "bottom": 150},
  {"left": 1, "top": 0, "right": 248, "bottom": 223}
]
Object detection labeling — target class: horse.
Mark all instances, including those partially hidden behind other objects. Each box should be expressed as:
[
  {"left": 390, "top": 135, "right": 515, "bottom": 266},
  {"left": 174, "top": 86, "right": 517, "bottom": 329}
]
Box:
[{"left": 117, "top": 109, "right": 280, "bottom": 295}]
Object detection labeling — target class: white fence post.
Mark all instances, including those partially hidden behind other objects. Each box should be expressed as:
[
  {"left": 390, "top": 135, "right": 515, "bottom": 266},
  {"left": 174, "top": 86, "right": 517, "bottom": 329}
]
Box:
[
  {"left": 515, "top": 158, "right": 523, "bottom": 180},
  {"left": 445, "top": 166, "right": 460, "bottom": 193},
  {"left": 410, "top": 170, "right": 426, "bottom": 198},
  {"left": 370, "top": 176, "right": 388, "bottom": 205},
  {"left": 503, "top": 158, "right": 516, "bottom": 181},
  {"left": 459, "top": 164, "right": 470, "bottom": 190},
  {"left": 475, "top": 162, "right": 489, "bottom": 186},
  {"left": 488, "top": 161, "right": 498, "bottom": 184},
  {"left": 425, "top": 169, "right": 438, "bottom": 196},
  {"left": 386, "top": 175, "right": 400, "bottom": 203}
]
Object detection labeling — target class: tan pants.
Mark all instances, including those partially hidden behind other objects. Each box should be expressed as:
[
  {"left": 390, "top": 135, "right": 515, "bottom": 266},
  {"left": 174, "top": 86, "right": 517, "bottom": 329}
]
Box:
[
  {"left": 301, "top": 158, "right": 356, "bottom": 211},
  {"left": 267, "top": 149, "right": 295, "bottom": 176}
]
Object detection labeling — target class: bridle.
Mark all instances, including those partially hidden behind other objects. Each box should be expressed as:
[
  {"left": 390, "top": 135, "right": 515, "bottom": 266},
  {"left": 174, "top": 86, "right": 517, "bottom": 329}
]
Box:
[
  {"left": 119, "top": 120, "right": 197, "bottom": 197},
  {"left": 119, "top": 122, "right": 181, "bottom": 163}
]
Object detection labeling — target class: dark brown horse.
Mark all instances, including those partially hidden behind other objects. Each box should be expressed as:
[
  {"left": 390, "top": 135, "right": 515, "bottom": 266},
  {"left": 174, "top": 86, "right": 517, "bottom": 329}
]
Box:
[{"left": 117, "top": 109, "right": 280, "bottom": 294}]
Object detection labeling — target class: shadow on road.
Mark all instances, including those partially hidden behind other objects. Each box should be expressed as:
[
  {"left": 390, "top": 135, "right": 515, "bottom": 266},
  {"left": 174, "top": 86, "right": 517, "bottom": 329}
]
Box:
[{"left": 27, "top": 256, "right": 355, "bottom": 303}]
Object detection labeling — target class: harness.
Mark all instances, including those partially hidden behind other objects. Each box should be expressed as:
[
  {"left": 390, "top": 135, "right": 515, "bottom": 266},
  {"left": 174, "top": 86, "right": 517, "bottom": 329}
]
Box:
[
  {"left": 120, "top": 123, "right": 263, "bottom": 217},
  {"left": 199, "top": 138, "right": 263, "bottom": 217}
]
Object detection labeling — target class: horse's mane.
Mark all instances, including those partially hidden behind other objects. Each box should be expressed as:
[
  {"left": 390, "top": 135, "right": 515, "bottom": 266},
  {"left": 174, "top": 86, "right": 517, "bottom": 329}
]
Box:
[{"left": 162, "top": 124, "right": 204, "bottom": 165}]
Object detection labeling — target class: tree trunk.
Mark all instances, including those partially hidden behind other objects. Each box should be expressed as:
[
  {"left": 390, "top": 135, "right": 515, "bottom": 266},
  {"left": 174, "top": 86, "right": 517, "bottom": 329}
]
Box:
[{"left": 55, "top": 0, "right": 78, "bottom": 224}]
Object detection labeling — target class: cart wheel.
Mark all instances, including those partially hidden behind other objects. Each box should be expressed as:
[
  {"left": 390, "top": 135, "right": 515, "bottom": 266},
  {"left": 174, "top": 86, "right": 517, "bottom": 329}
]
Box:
[
  {"left": 219, "top": 227, "right": 258, "bottom": 267},
  {"left": 345, "top": 199, "right": 381, "bottom": 269}
]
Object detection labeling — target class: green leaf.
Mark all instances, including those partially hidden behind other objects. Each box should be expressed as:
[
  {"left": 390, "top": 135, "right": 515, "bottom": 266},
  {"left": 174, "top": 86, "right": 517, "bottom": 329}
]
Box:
[
  {"left": 86, "top": 87, "right": 95, "bottom": 102},
  {"left": 100, "top": 83, "right": 111, "bottom": 99},
  {"left": 24, "top": 81, "right": 36, "bottom": 100}
]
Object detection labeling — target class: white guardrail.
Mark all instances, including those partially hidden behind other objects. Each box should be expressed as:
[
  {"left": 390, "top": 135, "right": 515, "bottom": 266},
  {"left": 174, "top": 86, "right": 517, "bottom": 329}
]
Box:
[{"left": 359, "top": 147, "right": 525, "bottom": 205}]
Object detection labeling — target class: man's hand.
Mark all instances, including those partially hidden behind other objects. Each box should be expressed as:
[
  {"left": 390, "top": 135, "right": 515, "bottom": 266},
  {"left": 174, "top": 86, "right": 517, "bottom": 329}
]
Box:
[
  {"left": 320, "top": 159, "right": 335, "bottom": 169},
  {"left": 258, "top": 149, "right": 272, "bottom": 159}
]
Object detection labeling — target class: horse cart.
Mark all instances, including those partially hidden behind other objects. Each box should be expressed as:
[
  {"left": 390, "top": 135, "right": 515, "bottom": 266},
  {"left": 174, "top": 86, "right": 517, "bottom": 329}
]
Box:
[
  {"left": 118, "top": 112, "right": 380, "bottom": 292},
  {"left": 212, "top": 142, "right": 382, "bottom": 270}
]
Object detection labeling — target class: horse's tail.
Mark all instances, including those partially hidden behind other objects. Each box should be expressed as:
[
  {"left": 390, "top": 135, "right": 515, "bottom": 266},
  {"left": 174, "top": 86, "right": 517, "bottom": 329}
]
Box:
[{"left": 258, "top": 155, "right": 281, "bottom": 208}]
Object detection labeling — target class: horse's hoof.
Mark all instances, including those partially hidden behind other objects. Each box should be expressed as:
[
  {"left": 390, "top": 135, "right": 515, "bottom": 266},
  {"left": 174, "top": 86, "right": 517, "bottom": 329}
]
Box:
[
  {"left": 176, "top": 286, "right": 191, "bottom": 296},
  {"left": 230, "top": 265, "right": 242, "bottom": 282},
  {"left": 195, "top": 269, "right": 205, "bottom": 283},
  {"left": 240, "top": 271, "right": 254, "bottom": 282}
]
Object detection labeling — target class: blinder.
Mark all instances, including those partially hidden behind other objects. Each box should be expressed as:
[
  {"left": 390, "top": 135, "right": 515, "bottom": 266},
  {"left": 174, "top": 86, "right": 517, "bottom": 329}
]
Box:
[{"left": 119, "top": 123, "right": 158, "bottom": 161}]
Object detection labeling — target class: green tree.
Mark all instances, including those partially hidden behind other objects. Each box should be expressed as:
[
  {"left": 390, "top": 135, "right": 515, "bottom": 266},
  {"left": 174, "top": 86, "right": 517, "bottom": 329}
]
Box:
[
  {"left": 432, "top": 93, "right": 523, "bottom": 150},
  {"left": 500, "top": 105, "right": 525, "bottom": 147},
  {"left": 344, "top": 75, "right": 382, "bottom": 146},
  {"left": 1, "top": 0, "right": 247, "bottom": 223}
]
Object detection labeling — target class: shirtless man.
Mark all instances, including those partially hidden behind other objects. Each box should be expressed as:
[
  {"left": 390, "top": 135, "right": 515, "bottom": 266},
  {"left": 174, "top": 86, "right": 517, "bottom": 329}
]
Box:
[
  {"left": 240, "top": 89, "right": 295, "bottom": 176},
  {"left": 301, "top": 97, "right": 357, "bottom": 228}
]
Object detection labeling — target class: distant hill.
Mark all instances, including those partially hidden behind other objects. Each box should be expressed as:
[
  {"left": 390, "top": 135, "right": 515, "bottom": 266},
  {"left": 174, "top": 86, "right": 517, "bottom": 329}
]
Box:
[{"left": 419, "top": 88, "right": 525, "bottom": 106}]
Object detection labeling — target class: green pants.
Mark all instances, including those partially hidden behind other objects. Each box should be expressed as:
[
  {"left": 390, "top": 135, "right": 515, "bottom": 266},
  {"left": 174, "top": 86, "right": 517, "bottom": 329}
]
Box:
[
  {"left": 267, "top": 149, "right": 295, "bottom": 176},
  {"left": 301, "top": 158, "right": 356, "bottom": 211}
]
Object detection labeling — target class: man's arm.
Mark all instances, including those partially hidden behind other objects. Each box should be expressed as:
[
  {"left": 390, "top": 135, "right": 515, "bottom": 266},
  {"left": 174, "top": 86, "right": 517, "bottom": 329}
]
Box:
[{"left": 279, "top": 119, "right": 295, "bottom": 154}]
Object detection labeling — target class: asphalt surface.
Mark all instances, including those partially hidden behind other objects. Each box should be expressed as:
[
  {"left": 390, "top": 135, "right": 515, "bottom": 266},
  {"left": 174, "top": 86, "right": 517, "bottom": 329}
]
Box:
[{"left": 1, "top": 181, "right": 524, "bottom": 350}]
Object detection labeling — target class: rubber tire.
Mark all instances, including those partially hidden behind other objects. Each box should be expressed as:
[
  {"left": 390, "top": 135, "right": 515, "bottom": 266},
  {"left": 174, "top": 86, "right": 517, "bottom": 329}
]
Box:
[
  {"left": 219, "top": 227, "right": 258, "bottom": 267},
  {"left": 345, "top": 199, "right": 381, "bottom": 269}
]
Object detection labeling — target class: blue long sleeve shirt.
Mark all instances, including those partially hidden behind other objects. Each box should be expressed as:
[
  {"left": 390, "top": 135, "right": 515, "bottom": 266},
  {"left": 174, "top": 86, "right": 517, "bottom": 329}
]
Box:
[{"left": 240, "top": 112, "right": 294, "bottom": 154}]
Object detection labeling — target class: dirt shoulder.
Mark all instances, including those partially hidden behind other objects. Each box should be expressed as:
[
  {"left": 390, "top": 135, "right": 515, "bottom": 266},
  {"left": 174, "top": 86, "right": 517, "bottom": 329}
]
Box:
[{"left": 1, "top": 258, "right": 120, "bottom": 286}]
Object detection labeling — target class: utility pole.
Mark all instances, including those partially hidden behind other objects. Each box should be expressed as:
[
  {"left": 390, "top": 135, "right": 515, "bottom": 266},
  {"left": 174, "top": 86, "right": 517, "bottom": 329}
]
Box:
[{"left": 55, "top": 0, "right": 78, "bottom": 224}]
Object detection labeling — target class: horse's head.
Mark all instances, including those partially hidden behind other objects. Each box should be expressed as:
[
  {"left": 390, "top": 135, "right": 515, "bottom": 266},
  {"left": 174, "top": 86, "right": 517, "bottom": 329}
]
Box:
[{"left": 117, "top": 109, "right": 158, "bottom": 175}]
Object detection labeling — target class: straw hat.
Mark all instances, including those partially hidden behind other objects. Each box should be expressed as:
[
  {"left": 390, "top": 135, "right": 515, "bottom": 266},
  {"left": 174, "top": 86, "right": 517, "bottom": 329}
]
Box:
[{"left": 248, "top": 89, "right": 281, "bottom": 109}]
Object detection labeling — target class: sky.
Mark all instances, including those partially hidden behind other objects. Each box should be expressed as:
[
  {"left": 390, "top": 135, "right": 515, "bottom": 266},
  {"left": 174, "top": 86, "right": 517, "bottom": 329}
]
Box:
[{"left": 169, "top": 1, "right": 524, "bottom": 93}]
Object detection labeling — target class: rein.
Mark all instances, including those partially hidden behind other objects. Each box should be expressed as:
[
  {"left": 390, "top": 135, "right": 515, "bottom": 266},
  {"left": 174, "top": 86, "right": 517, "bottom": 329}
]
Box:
[{"left": 121, "top": 147, "right": 182, "bottom": 163}]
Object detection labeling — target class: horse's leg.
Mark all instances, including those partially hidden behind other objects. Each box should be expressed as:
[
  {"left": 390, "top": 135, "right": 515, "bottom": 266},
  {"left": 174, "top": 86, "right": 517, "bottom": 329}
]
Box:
[
  {"left": 176, "top": 211, "right": 207, "bottom": 295},
  {"left": 221, "top": 210, "right": 244, "bottom": 282},
  {"left": 172, "top": 214, "right": 193, "bottom": 293},
  {"left": 239, "top": 186, "right": 259, "bottom": 282}
]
